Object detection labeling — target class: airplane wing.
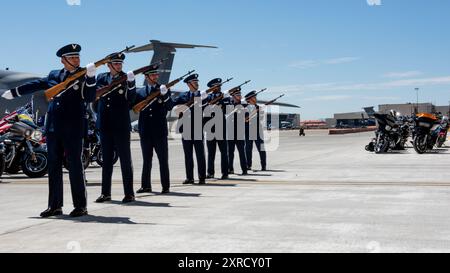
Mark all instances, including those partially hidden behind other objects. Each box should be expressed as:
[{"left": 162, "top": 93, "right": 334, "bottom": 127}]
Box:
[
  {"left": 0, "top": 69, "right": 42, "bottom": 91},
  {"left": 258, "top": 100, "right": 301, "bottom": 108},
  {"left": 130, "top": 40, "right": 217, "bottom": 53},
  {"left": 0, "top": 70, "right": 49, "bottom": 117}
]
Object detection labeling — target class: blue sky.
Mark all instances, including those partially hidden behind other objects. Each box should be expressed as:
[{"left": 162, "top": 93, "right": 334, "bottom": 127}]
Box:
[{"left": 1, "top": 0, "right": 450, "bottom": 119}]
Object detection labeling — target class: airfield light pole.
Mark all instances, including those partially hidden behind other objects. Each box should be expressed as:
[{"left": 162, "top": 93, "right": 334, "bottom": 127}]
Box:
[{"left": 415, "top": 88, "right": 419, "bottom": 114}]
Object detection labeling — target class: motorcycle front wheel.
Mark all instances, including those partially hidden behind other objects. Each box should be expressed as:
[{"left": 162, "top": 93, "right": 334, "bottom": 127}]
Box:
[
  {"left": 0, "top": 154, "right": 5, "bottom": 178},
  {"left": 375, "top": 136, "right": 389, "bottom": 154},
  {"left": 64, "top": 149, "right": 90, "bottom": 171},
  {"left": 413, "top": 135, "right": 428, "bottom": 154},
  {"left": 22, "top": 151, "right": 48, "bottom": 178}
]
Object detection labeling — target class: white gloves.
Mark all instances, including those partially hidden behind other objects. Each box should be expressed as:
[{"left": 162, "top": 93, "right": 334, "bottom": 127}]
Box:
[
  {"left": 200, "top": 90, "right": 208, "bottom": 100},
  {"left": 127, "top": 71, "right": 135, "bottom": 82},
  {"left": 86, "top": 63, "right": 96, "bottom": 78},
  {"left": 160, "top": 85, "right": 168, "bottom": 96},
  {"left": 223, "top": 91, "right": 230, "bottom": 99},
  {"left": 1, "top": 90, "right": 14, "bottom": 100}
]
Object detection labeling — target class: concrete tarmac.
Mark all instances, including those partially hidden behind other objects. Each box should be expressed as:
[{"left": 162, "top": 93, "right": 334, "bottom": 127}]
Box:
[{"left": 0, "top": 130, "right": 450, "bottom": 253}]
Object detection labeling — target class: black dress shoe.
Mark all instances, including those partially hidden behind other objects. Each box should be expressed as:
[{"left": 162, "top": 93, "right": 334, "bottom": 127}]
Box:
[
  {"left": 161, "top": 189, "right": 170, "bottom": 194},
  {"left": 183, "top": 179, "right": 195, "bottom": 185},
  {"left": 95, "top": 195, "right": 111, "bottom": 203},
  {"left": 241, "top": 171, "right": 248, "bottom": 175},
  {"left": 40, "top": 208, "right": 63, "bottom": 218},
  {"left": 228, "top": 170, "right": 235, "bottom": 175},
  {"left": 206, "top": 174, "right": 215, "bottom": 179},
  {"left": 136, "top": 188, "right": 152, "bottom": 194},
  {"left": 69, "top": 208, "right": 88, "bottom": 218},
  {"left": 199, "top": 179, "right": 206, "bottom": 185},
  {"left": 122, "top": 195, "right": 136, "bottom": 203},
  {"left": 261, "top": 167, "right": 267, "bottom": 171},
  {"left": 220, "top": 175, "right": 229, "bottom": 180}
]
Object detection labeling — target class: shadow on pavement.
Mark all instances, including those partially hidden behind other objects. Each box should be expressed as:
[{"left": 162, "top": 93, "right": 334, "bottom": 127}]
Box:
[
  {"left": 1, "top": 175, "right": 47, "bottom": 180},
  {"left": 197, "top": 183, "right": 238, "bottom": 187},
  {"left": 29, "top": 215, "right": 153, "bottom": 225},
  {"left": 109, "top": 200, "right": 171, "bottom": 208},
  {"left": 157, "top": 192, "right": 202, "bottom": 197},
  {"left": 86, "top": 183, "right": 102, "bottom": 187},
  {"left": 246, "top": 173, "right": 273, "bottom": 177},
  {"left": 253, "top": 169, "right": 287, "bottom": 173},
  {"left": 224, "top": 177, "right": 258, "bottom": 182}
]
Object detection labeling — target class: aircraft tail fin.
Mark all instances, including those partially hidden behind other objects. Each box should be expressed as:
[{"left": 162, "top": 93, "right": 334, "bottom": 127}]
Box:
[{"left": 128, "top": 40, "right": 217, "bottom": 84}]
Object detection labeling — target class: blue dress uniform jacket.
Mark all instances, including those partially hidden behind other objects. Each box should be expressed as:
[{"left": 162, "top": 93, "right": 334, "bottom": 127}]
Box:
[
  {"left": 96, "top": 72, "right": 137, "bottom": 132},
  {"left": 12, "top": 68, "right": 96, "bottom": 137},
  {"left": 96, "top": 72, "right": 136, "bottom": 197},
  {"left": 11, "top": 68, "right": 96, "bottom": 210},
  {"left": 173, "top": 90, "right": 208, "bottom": 181},
  {"left": 226, "top": 99, "right": 248, "bottom": 173},
  {"left": 136, "top": 84, "right": 173, "bottom": 138},
  {"left": 135, "top": 84, "right": 173, "bottom": 191},
  {"left": 205, "top": 92, "right": 229, "bottom": 177},
  {"left": 245, "top": 104, "right": 267, "bottom": 170}
]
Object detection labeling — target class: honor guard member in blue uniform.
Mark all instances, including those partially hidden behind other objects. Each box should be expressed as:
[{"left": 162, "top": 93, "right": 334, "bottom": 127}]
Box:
[
  {"left": 135, "top": 65, "right": 173, "bottom": 194},
  {"left": 227, "top": 88, "right": 248, "bottom": 175},
  {"left": 245, "top": 91, "right": 267, "bottom": 171},
  {"left": 95, "top": 53, "right": 137, "bottom": 204},
  {"left": 173, "top": 74, "right": 208, "bottom": 185},
  {"left": 2, "top": 44, "right": 97, "bottom": 217},
  {"left": 205, "top": 78, "right": 229, "bottom": 180}
]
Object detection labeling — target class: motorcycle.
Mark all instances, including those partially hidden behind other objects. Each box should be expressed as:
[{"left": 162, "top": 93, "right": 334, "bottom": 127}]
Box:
[
  {"left": 436, "top": 117, "right": 449, "bottom": 148},
  {"left": 63, "top": 113, "right": 118, "bottom": 171},
  {"left": 412, "top": 113, "right": 443, "bottom": 154},
  {"left": 0, "top": 142, "right": 6, "bottom": 178},
  {"left": 366, "top": 112, "right": 410, "bottom": 153},
  {"left": 0, "top": 119, "right": 48, "bottom": 178},
  {"left": 0, "top": 104, "right": 34, "bottom": 135}
]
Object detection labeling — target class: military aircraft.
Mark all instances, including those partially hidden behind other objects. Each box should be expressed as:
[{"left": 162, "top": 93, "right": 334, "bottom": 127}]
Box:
[{"left": 0, "top": 40, "right": 300, "bottom": 122}]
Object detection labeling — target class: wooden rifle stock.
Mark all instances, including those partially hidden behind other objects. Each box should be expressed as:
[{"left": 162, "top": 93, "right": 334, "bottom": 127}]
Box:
[
  {"left": 132, "top": 70, "right": 196, "bottom": 114},
  {"left": 96, "top": 59, "right": 168, "bottom": 101},
  {"left": 44, "top": 45, "right": 135, "bottom": 101}
]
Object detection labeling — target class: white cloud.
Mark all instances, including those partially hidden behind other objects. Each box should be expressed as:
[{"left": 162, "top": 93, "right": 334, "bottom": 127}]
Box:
[
  {"left": 303, "top": 95, "right": 352, "bottom": 102},
  {"left": 289, "top": 57, "right": 360, "bottom": 69},
  {"left": 367, "top": 0, "right": 382, "bottom": 6},
  {"left": 384, "top": 71, "right": 423, "bottom": 78},
  {"left": 324, "top": 57, "right": 360, "bottom": 65},
  {"left": 66, "top": 0, "right": 81, "bottom": 6},
  {"left": 301, "top": 95, "right": 400, "bottom": 102},
  {"left": 269, "top": 75, "right": 450, "bottom": 93}
]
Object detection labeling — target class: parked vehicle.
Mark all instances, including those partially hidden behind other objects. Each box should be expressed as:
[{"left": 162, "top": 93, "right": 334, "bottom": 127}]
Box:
[
  {"left": 63, "top": 113, "right": 118, "bottom": 170},
  {"left": 436, "top": 116, "right": 449, "bottom": 148},
  {"left": 366, "top": 111, "right": 410, "bottom": 153},
  {"left": 0, "top": 120, "right": 48, "bottom": 178},
  {"left": 412, "top": 113, "right": 447, "bottom": 153}
]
